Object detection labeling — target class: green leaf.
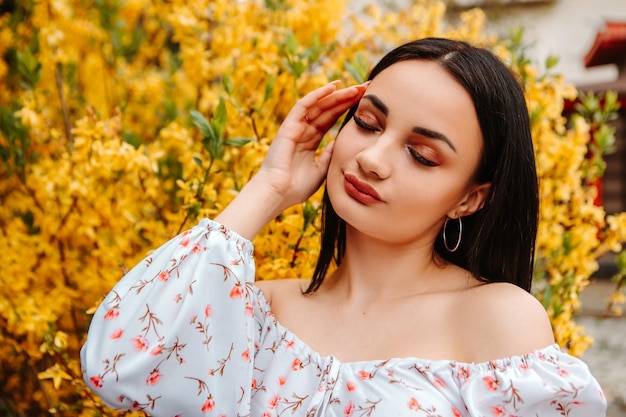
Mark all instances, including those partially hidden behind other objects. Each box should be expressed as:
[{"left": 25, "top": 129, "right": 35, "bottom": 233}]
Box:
[
  {"left": 545, "top": 55, "right": 559, "bottom": 70},
  {"left": 290, "top": 61, "right": 305, "bottom": 78},
  {"left": 222, "top": 74, "right": 233, "bottom": 95},
  {"left": 193, "top": 156, "right": 203, "bottom": 168},
  {"left": 16, "top": 48, "right": 41, "bottom": 89},
  {"left": 302, "top": 200, "right": 318, "bottom": 231},
  {"left": 263, "top": 76, "right": 276, "bottom": 103},
  {"left": 224, "top": 138, "right": 253, "bottom": 147},
  {"left": 344, "top": 53, "right": 368, "bottom": 84},
  {"left": 286, "top": 32, "right": 299, "bottom": 56},
  {"left": 190, "top": 110, "right": 215, "bottom": 139},
  {"left": 210, "top": 97, "right": 227, "bottom": 138}
]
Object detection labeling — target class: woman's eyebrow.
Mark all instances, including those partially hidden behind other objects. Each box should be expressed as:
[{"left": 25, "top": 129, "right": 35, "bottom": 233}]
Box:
[
  {"left": 362, "top": 94, "right": 388, "bottom": 115},
  {"left": 412, "top": 126, "right": 457, "bottom": 153}
]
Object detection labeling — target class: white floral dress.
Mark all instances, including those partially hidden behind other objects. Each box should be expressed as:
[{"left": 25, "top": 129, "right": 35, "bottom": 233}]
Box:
[{"left": 81, "top": 219, "right": 607, "bottom": 417}]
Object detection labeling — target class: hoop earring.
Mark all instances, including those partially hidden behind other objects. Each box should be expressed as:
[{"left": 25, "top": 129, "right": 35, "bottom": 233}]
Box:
[{"left": 443, "top": 217, "right": 462, "bottom": 252}]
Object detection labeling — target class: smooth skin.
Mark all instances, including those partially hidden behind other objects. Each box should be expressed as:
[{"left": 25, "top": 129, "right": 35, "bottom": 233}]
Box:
[{"left": 217, "top": 61, "right": 555, "bottom": 364}]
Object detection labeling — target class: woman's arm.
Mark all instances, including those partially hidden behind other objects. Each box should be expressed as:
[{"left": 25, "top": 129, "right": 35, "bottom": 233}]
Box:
[{"left": 81, "top": 82, "right": 366, "bottom": 415}]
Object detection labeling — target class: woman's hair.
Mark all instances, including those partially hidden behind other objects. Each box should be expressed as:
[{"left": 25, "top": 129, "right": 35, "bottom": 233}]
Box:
[{"left": 306, "top": 37, "right": 539, "bottom": 294}]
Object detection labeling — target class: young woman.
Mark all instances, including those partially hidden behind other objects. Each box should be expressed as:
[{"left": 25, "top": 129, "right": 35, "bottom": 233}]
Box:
[{"left": 81, "top": 38, "right": 607, "bottom": 416}]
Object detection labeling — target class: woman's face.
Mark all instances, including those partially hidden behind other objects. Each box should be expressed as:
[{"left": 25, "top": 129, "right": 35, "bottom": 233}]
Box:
[{"left": 327, "top": 59, "right": 488, "bottom": 246}]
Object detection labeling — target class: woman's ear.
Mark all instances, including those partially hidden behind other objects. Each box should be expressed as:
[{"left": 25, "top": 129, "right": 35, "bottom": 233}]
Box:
[{"left": 449, "top": 182, "right": 492, "bottom": 218}]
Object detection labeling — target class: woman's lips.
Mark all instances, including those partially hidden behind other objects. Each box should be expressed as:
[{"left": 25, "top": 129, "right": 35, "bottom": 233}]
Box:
[{"left": 344, "top": 173, "right": 384, "bottom": 204}]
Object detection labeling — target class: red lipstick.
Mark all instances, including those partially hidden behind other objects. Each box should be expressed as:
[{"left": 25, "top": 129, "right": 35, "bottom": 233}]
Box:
[{"left": 344, "top": 174, "right": 383, "bottom": 204}]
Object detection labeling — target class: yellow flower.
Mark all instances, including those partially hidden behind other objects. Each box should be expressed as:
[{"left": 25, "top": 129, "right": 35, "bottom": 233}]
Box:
[{"left": 38, "top": 364, "right": 73, "bottom": 390}]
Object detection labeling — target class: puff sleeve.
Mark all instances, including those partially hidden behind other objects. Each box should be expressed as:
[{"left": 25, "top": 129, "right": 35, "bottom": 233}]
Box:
[
  {"left": 460, "top": 345, "right": 607, "bottom": 416},
  {"left": 80, "top": 219, "right": 257, "bottom": 416}
]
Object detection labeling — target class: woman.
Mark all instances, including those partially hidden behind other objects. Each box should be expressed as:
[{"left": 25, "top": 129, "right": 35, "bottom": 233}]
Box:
[{"left": 81, "top": 38, "right": 606, "bottom": 416}]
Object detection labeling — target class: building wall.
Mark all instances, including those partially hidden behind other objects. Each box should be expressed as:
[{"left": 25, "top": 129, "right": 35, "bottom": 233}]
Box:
[{"left": 450, "top": 0, "right": 626, "bottom": 86}]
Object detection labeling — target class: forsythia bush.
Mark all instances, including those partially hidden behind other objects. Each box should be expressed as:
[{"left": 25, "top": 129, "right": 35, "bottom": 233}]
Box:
[{"left": 1, "top": 0, "right": 625, "bottom": 414}]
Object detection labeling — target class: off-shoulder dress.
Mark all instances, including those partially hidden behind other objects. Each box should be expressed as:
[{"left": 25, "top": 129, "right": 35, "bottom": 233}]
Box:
[{"left": 81, "top": 219, "right": 607, "bottom": 416}]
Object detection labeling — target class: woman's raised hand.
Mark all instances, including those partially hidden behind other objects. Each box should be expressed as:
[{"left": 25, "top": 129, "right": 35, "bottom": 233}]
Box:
[
  {"left": 216, "top": 81, "right": 368, "bottom": 240},
  {"left": 258, "top": 81, "right": 368, "bottom": 208}
]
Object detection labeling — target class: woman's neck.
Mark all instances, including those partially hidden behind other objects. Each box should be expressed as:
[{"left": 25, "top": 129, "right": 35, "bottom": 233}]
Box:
[{"left": 320, "top": 227, "right": 459, "bottom": 306}]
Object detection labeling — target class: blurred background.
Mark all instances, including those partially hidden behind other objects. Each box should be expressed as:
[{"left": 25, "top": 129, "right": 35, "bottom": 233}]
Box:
[{"left": 1, "top": 0, "right": 625, "bottom": 415}]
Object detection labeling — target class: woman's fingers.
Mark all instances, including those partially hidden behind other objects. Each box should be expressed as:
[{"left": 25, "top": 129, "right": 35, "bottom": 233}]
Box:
[
  {"left": 291, "top": 80, "right": 342, "bottom": 121},
  {"left": 302, "top": 82, "right": 368, "bottom": 131}
]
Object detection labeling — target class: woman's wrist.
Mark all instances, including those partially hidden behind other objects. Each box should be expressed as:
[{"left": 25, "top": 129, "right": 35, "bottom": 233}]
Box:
[{"left": 214, "top": 175, "right": 291, "bottom": 241}]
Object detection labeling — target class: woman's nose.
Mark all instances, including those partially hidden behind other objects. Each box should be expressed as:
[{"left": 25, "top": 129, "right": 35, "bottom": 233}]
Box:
[{"left": 355, "top": 136, "right": 393, "bottom": 179}]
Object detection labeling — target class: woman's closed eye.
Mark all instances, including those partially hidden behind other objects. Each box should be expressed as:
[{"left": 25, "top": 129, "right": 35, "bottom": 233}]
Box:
[
  {"left": 353, "top": 114, "right": 381, "bottom": 132},
  {"left": 407, "top": 146, "right": 439, "bottom": 167}
]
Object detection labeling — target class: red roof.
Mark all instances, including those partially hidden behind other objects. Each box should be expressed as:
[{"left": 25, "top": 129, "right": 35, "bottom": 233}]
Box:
[{"left": 584, "top": 21, "right": 626, "bottom": 68}]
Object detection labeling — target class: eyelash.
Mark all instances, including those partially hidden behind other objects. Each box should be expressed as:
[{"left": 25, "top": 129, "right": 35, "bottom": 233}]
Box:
[
  {"left": 353, "top": 115, "right": 439, "bottom": 167},
  {"left": 353, "top": 114, "right": 380, "bottom": 132},
  {"left": 407, "top": 147, "right": 439, "bottom": 167}
]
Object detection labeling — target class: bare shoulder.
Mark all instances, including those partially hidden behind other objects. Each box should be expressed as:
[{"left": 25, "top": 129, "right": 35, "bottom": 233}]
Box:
[
  {"left": 254, "top": 278, "right": 310, "bottom": 305},
  {"left": 455, "top": 281, "right": 555, "bottom": 361}
]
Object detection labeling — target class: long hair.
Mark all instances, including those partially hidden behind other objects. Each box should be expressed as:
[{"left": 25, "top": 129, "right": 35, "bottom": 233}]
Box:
[{"left": 306, "top": 38, "right": 539, "bottom": 293}]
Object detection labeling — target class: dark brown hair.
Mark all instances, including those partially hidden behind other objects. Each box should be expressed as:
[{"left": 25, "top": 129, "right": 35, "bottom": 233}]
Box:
[{"left": 306, "top": 38, "right": 539, "bottom": 293}]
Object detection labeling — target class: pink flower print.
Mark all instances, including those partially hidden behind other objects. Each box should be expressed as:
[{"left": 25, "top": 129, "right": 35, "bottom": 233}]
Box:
[
  {"left": 146, "top": 369, "right": 162, "bottom": 386},
  {"left": 407, "top": 398, "right": 420, "bottom": 410},
  {"left": 558, "top": 367, "right": 569, "bottom": 377},
  {"left": 433, "top": 378, "right": 446, "bottom": 389},
  {"left": 482, "top": 375, "right": 498, "bottom": 392},
  {"left": 278, "top": 376, "right": 286, "bottom": 386},
  {"left": 251, "top": 379, "right": 257, "bottom": 389},
  {"left": 201, "top": 397, "right": 215, "bottom": 413},
  {"left": 245, "top": 302, "right": 254, "bottom": 316},
  {"left": 490, "top": 405, "right": 506, "bottom": 416},
  {"left": 89, "top": 375, "right": 103, "bottom": 388},
  {"left": 358, "top": 370, "right": 372, "bottom": 380},
  {"left": 292, "top": 358, "right": 302, "bottom": 371},
  {"left": 241, "top": 349, "right": 250, "bottom": 361},
  {"left": 191, "top": 242, "right": 202, "bottom": 254},
  {"left": 346, "top": 381, "right": 356, "bottom": 392},
  {"left": 131, "top": 335, "right": 149, "bottom": 352},
  {"left": 174, "top": 293, "right": 182, "bottom": 303},
  {"left": 104, "top": 308, "right": 119, "bottom": 320},
  {"left": 150, "top": 345, "right": 163, "bottom": 356},
  {"left": 452, "top": 406, "right": 462, "bottom": 417},
  {"left": 180, "top": 238, "right": 190, "bottom": 247},
  {"left": 268, "top": 395, "right": 280, "bottom": 409},
  {"left": 190, "top": 315, "right": 197, "bottom": 324},
  {"left": 158, "top": 270, "right": 169, "bottom": 282},
  {"left": 286, "top": 340, "right": 295, "bottom": 349},
  {"left": 457, "top": 366, "right": 470, "bottom": 380},
  {"left": 262, "top": 414, "right": 271, "bottom": 417},
  {"left": 518, "top": 363, "right": 529, "bottom": 371},
  {"left": 344, "top": 401, "right": 355, "bottom": 416},
  {"left": 205, "top": 304, "right": 212, "bottom": 318},
  {"left": 230, "top": 285, "right": 243, "bottom": 299},
  {"left": 109, "top": 329, "right": 123, "bottom": 339}
]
